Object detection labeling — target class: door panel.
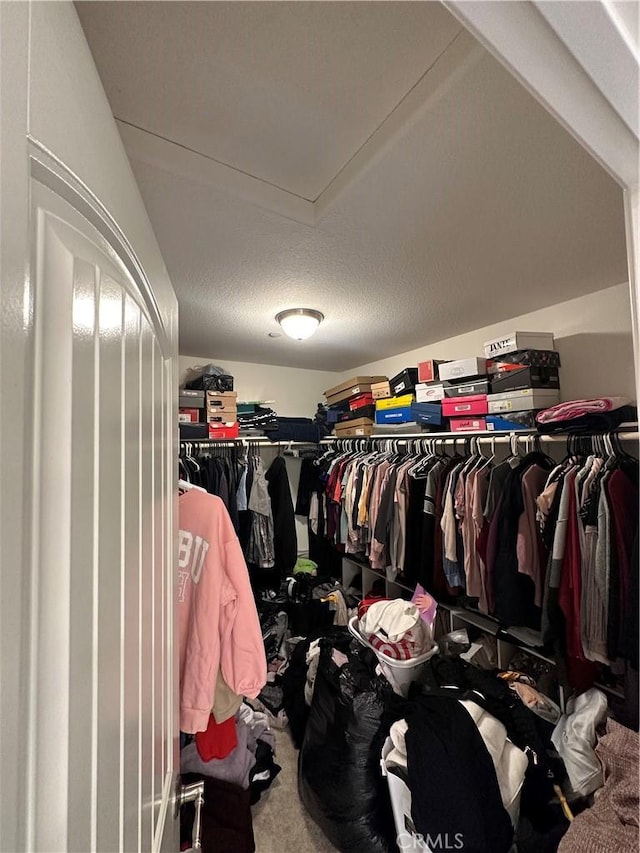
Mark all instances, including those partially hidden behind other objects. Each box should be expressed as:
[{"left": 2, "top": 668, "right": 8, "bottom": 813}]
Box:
[
  {"left": 25, "top": 178, "right": 177, "bottom": 852},
  {"left": 140, "top": 315, "right": 155, "bottom": 853},
  {"left": 96, "top": 273, "right": 124, "bottom": 853},
  {"left": 68, "top": 256, "right": 99, "bottom": 853},
  {"left": 153, "top": 337, "right": 167, "bottom": 843},
  {"left": 123, "top": 296, "right": 143, "bottom": 853}
]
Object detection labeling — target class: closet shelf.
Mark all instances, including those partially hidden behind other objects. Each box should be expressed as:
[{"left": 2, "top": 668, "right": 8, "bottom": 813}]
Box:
[
  {"left": 343, "top": 557, "right": 559, "bottom": 665},
  {"left": 594, "top": 681, "right": 625, "bottom": 700},
  {"left": 438, "top": 602, "right": 556, "bottom": 664}
]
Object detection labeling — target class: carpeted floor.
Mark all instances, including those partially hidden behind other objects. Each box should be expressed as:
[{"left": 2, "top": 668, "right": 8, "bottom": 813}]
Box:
[{"left": 252, "top": 727, "right": 339, "bottom": 853}]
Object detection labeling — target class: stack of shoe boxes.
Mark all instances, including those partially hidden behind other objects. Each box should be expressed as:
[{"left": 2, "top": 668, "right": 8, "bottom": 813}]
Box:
[
  {"left": 178, "top": 389, "right": 208, "bottom": 439},
  {"left": 412, "top": 359, "right": 450, "bottom": 430},
  {"left": 439, "top": 358, "right": 490, "bottom": 432},
  {"left": 206, "top": 390, "right": 238, "bottom": 439},
  {"left": 409, "top": 333, "right": 560, "bottom": 433},
  {"left": 330, "top": 331, "right": 560, "bottom": 439},
  {"left": 179, "top": 389, "right": 205, "bottom": 423},
  {"left": 324, "top": 376, "right": 387, "bottom": 437},
  {"left": 484, "top": 332, "right": 560, "bottom": 431},
  {"left": 374, "top": 367, "right": 431, "bottom": 433}
]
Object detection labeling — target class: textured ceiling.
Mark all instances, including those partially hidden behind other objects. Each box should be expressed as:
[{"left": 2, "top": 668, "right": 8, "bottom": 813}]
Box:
[
  {"left": 77, "top": 1, "right": 628, "bottom": 371},
  {"left": 75, "top": 1, "right": 461, "bottom": 200}
]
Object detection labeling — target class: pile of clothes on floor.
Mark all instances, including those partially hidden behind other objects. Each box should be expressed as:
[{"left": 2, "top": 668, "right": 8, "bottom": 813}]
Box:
[
  {"left": 179, "top": 704, "right": 280, "bottom": 853},
  {"left": 252, "top": 568, "right": 360, "bottom": 729},
  {"left": 557, "top": 717, "right": 639, "bottom": 852},
  {"left": 283, "top": 620, "right": 639, "bottom": 853}
]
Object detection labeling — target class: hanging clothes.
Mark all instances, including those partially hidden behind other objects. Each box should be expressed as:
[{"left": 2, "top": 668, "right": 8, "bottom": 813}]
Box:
[
  {"left": 492, "top": 452, "right": 553, "bottom": 629},
  {"left": 265, "top": 455, "right": 298, "bottom": 578},
  {"left": 245, "top": 455, "right": 276, "bottom": 570},
  {"left": 309, "top": 435, "right": 637, "bottom": 694},
  {"left": 536, "top": 439, "right": 638, "bottom": 689},
  {"left": 178, "top": 488, "right": 267, "bottom": 733}
]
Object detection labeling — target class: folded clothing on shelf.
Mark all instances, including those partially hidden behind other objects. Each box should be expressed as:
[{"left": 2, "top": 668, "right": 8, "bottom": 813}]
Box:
[
  {"left": 536, "top": 397, "right": 637, "bottom": 433},
  {"left": 537, "top": 397, "right": 630, "bottom": 423},
  {"left": 237, "top": 405, "right": 278, "bottom": 431},
  {"left": 267, "top": 418, "right": 324, "bottom": 443}
]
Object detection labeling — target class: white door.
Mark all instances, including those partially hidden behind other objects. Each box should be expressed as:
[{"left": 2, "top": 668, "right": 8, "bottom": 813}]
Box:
[{"left": 1, "top": 3, "right": 179, "bottom": 852}]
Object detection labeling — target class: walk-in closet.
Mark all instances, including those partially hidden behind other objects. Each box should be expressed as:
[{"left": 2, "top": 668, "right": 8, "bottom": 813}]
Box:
[{"left": 1, "top": 2, "right": 638, "bottom": 853}]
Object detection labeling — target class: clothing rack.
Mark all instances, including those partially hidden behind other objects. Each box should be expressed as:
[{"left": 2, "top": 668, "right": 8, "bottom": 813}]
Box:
[
  {"left": 179, "top": 437, "right": 323, "bottom": 458},
  {"left": 179, "top": 428, "right": 639, "bottom": 457},
  {"left": 319, "top": 427, "right": 639, "bottom": 451}
]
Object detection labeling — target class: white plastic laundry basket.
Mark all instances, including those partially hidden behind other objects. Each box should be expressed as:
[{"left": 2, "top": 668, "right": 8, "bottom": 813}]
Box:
[
  {"left": 348, "top": 617, "right": 438, "bottom": 697},
  {"left": 380, "top": 736, "right": 433, "bottom": 852}
]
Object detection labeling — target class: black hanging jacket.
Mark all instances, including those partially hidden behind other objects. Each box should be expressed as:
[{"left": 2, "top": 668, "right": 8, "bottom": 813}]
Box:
[{"left": 265, "top": 456, "right": 298, "bottom": 578}]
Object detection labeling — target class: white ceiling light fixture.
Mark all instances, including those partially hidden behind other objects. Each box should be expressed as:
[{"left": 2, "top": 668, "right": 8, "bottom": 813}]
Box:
[{"left": 275, "top": 308, "right": 324, "bottom": 341}]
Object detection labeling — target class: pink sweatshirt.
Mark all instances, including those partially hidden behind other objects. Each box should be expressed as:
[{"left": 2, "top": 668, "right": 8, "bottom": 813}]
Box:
[{"left": 178, "top": 489, "right": 266, "bottom": 733}]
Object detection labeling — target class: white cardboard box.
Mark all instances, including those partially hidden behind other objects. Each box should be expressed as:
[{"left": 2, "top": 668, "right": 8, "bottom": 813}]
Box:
[
  {"left": 487, "top": 389, "right": 560, "bottom": 413},
  {"left": 483, "top": 331, "right": 555, "bottom": 359},
  {"left": 438, "top": 357, "right": 487, "bottom": 382},
  {"left": 416, "top": 382, "right": 446, "bottom": 402}
]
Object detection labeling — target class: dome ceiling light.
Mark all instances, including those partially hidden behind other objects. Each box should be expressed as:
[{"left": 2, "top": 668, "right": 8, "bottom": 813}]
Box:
[{"left": 275, "top": 308, "right": 324, "bottom": 341}]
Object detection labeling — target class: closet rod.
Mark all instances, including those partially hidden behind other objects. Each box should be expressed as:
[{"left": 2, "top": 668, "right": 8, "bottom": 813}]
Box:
[
  {"left": 319, "top": 428, "right": 639, "bottom": 446},
  {"left": 179, "top": 437, "right": 324, "bottom": 448},
  {"left": 178, "top": 429, "right": 639, "bottom": 451}
]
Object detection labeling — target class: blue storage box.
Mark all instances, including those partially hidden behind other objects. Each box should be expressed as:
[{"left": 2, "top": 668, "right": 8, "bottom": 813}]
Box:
[
  {"left": 486, "top": 414, "right": 534, "bottom": 431},
  {"left": 375, "top": 406, "right": 414, "bottom": 424},
  {"left": 411, "top": 402, "right": 443, "bottom": 426}
]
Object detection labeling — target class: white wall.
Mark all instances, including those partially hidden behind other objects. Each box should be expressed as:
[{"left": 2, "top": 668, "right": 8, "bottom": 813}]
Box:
[
  {"left": 339, "top": 282, "right": 636, "bottom": 401},
  {"left": 179, "top": 355, "right": 337, "bottom": 555},
  {"left": 179, "top": 355, "right": 336, "bottom": 417},
  {"left": 180, "top": 282, "right": 635, "bottom": 556},
  {"left": 29, "top": 2, "right": 176, "bottom": 332}
]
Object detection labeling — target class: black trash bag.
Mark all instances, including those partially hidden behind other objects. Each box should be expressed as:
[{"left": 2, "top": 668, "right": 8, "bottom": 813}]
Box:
[
  {"left": 184, "top": 364, "right": 234, "bottom": 392},
  {"left": 298, "top": 638, "right": 396, "bottom": 853},
  {"left": 282, "top": 626, "right": 351, "bottom": 749}
]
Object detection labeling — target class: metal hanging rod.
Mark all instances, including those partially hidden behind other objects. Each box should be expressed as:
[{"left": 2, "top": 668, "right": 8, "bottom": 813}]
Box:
[
  {"left": 179, "top": 437, "right": 323, "bottom": 449},
  {"left": 179, "top": 428, "right": 639, "bottom": 451},
  {"left": 319, "top": 427, "right": 639, "bottom": 447}
]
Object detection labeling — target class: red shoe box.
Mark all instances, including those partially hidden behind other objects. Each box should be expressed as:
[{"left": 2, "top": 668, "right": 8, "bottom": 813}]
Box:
[
  {"left": 208, "top": 422, "right": 239, "bottom": 439},
  {"left": 349, "top": 393, "right": 374, "bottom": 411},
  {"left": 418, "top": 359, "right": 448, "bottom": 383},
  {"left": 178, "top": 407, "right": 200, "bottom": 423}
]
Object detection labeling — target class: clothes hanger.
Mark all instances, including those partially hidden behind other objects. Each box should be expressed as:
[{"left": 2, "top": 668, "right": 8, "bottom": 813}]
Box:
[
  {"left": 611, "top": 430, "right": 636, "bottom": 463},
  {"left": 520, "top": 432, "right": 555, "bottom": 468},
  {"left": 179, "top": 478, "right": 206, "bottom": 493},
  {"left": 467, "top": 434, "right": 493, "bottom": 473},
  {"left": 407, "top": 437, "right": 436, "bottom": 476}
]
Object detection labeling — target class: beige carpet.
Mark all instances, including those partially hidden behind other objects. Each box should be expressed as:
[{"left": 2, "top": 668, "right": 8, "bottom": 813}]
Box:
[{"left": 252, "top": 727, "right": 339, "bottom": 853}]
